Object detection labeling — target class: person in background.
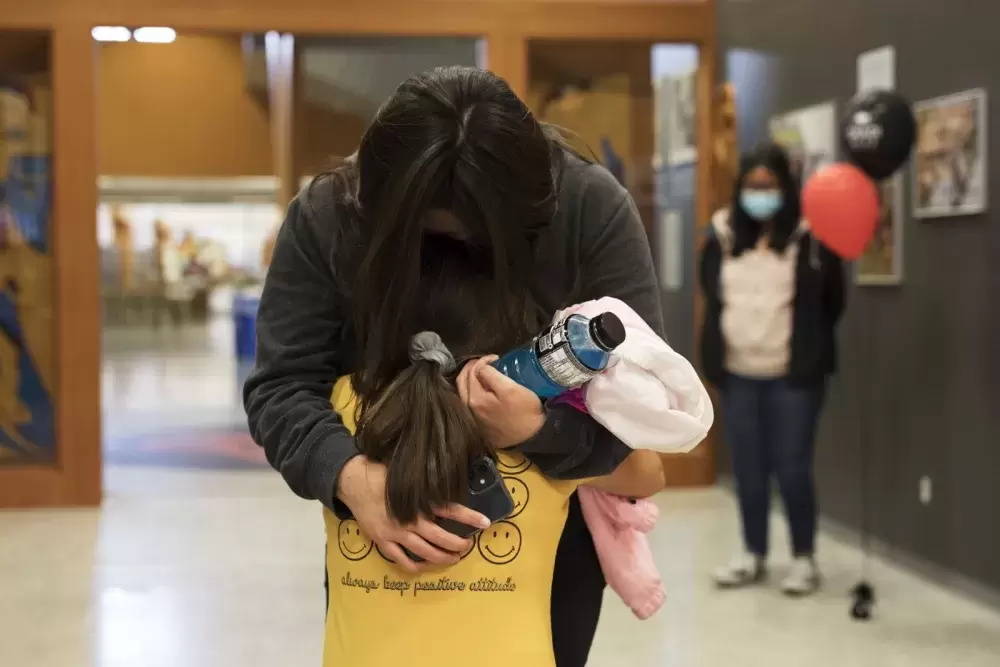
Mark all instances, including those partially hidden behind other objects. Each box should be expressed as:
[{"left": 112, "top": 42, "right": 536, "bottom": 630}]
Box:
[
  {"left": 699, "top": 144, "right": 845, "bottom": 596},
  {"left": 244, "top": 66, "right": 664, "bottom": 665}
]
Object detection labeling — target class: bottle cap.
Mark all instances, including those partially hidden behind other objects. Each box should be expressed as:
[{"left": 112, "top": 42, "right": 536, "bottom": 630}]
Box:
[{"left": 590, "top": 312, "right": 626, "bottom": 351}]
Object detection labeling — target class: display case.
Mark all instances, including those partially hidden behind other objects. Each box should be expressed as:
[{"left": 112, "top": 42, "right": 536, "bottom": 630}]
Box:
[{"left": 1, "top": 32, "right": 55, "bottom": 466}]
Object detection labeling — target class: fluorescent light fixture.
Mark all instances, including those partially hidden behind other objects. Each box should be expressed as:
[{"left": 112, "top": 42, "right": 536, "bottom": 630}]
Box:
[
  {"left": 91, "top": 26, "right": 131, "bottom": 43},
  {"left": 134, "top": 27, "right": 177, "bottom": 44}
]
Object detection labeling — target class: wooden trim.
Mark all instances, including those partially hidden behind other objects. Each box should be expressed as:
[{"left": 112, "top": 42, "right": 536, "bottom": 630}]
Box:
[
  {"left": 0, "top": 0, "right": 713, "bottom": 42},
  {"left": 52, "top": 24, "right": 102, "bottom": 505},
  {"left": 0, "top": 24, "right": 101, "bottom": 507},
  {"left": 484, "top": 33, "right": 528, "bottom": 97},
  {"left": 0, "top": 467, "right": 61, "bottom": 507},
  {"left": 660, "top": 448, "right": 715, "bottom": 488},
  {"left": 689, "top": 18, "right": 719, "bottom": 485},
  {"left": 517, "top": 3, "right": 711, "bottom": 41}
]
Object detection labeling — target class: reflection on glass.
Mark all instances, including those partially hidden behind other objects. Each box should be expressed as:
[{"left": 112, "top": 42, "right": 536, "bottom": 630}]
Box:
[
  {"left": 297, "top": 36, "right": 482, "bottom": 175},
  {"left": 93, "top": 34, "right": 486, "bottom": 443}
]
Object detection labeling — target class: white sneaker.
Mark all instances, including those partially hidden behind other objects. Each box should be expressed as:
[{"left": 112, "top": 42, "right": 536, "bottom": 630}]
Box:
[
  {"left": 713, "top": 552, "right": 766, "bottom": 588},
  {"left": 781, "top": 557, "right": 820, "bottom": 596}
]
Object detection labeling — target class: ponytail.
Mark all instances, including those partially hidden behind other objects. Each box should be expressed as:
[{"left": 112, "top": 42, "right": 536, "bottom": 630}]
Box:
[{"left": 355, "top": 333, "right": 490, "bottom": 523}]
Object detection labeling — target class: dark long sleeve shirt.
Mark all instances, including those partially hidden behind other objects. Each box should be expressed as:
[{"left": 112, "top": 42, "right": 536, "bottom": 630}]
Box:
[{"left": 244, "top": 154, "right": 665, "bottom": 510}]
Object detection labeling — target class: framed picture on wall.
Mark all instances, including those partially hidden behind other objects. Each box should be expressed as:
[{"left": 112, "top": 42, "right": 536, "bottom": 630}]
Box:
[
  {"left": 912, "top": 88, "right": 988, "bottom": 218},
  {"left": 856, "top": 174, "right": 904, "bottom": 285},
  {"left": 657, "top": 70, "right": 697, "bottom": 166},
  {"left": 769, "top": 101, "right": 838, "bottom": 185}
]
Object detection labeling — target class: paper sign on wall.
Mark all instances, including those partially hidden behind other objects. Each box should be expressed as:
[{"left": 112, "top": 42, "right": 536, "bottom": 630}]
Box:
[
  {"left": 658, "top": 210, "right": 684, "bottom": 291},
  {"left": 857, "top": 46, "right": 896, "bottom": 94}
]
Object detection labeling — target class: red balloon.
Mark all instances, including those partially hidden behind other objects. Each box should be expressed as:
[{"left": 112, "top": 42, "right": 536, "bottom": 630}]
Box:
[{"left": 802, "top": 163, "right": 880, "bottom": 260}]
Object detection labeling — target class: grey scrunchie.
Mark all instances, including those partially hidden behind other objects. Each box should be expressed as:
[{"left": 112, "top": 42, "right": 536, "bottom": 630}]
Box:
[{"left": 409, "top": 331, "right": 457, "bottom": 373}]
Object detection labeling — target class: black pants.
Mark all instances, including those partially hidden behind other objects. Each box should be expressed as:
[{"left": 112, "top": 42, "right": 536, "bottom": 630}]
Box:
[
  {"left": 721, "top": 374, "right": 825, "bottom": 557},
  {"left": 550, "top": 492, "right": 605, "bottom": 666},
  {"left": 323, "top": 493, "right": 605, "bottom": 666}
]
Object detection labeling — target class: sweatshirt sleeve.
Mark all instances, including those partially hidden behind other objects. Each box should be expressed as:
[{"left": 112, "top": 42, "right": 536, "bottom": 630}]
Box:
[
  {"left": 821, "top": 244, "right": 846, "bottom": 325},
  {"left": 242, "top": 191, "right": 357, "bottom": 510},
  {"left": 520, "top": 165, "right": 664, "bottom": 480},
  {"left": 576, "top": 187, "right": 666, "bottom": 339}
]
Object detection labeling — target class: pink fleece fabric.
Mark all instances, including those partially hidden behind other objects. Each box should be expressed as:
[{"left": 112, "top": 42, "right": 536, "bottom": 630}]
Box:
[{"left": 550, "top": 389, "right": 666, "bottom": 620}]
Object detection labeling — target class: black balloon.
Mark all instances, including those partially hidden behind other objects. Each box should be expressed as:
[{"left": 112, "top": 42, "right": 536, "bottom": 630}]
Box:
[{"left": 840, "top": 90, "right": 917, "bottom": 181}]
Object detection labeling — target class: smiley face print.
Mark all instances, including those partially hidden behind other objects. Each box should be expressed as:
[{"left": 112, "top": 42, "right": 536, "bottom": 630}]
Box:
[
  {"left": 503, "top": 476, "right": 530, "bottom": 518},
  {"left": 477, "top": 520, "right": 522, "bottom": 565},
  {"left": 338, "top": 519, "right": 374, "bottom": 561},
  {"left": 496, "top": 452, "right": 531, "bottom": 475}
]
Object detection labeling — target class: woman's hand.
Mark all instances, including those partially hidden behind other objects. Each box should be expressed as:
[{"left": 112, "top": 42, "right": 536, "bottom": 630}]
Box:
[
  {"left": 457, "top": 356, "right": 546, "bottom": 448},
  {"left": 336, "top": 455, "right": 491, "bottom": 573}
]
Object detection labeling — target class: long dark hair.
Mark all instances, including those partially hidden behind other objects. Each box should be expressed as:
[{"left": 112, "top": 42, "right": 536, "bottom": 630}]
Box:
[
  {"left": 729, "top": 143, "right": 802, "bottom": 256},
  {"left": 355, "top": 234, "right": 527, "bottom": 522},
  {"left": 317, "top": 66, "right": 565, "bottom": 521}
]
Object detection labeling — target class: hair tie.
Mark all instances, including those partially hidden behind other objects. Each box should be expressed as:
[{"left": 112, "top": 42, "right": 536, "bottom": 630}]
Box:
[{"left": 409, "top": 332, "right": 457, "bottom": 372}]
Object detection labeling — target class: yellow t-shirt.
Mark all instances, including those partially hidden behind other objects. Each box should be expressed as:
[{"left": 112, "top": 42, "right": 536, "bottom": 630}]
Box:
[{"left": 324, "top": 376, "right": 581, "bottom": 667}]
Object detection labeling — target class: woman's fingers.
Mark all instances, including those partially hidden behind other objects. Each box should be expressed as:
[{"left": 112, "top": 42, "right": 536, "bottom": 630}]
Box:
[
  {"left": 413, "top": 517, "right": 472, "bottom": 556},
  {"left": 435, "top": 503, "right": 491, "bottom": 531},
  {"left": 457, "top": 361, "right": 476, "bottom": 404},
  {"left": 377, "top": 540, "right": 420, "bottom": 573},
  {"left": 398, "top": 528, "right": 460, "bottom": 565},
  {"left": 466, "top": 358, "right": 499, "bottom": 410},
  {"left": 474, "top": 363, "right": 520, "bottom": 396}
]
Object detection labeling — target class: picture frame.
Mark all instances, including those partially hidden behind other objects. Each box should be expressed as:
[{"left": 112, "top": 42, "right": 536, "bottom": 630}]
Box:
[
  {"left": 912, "top": 88, "right": 988, "bottom": 219},
  {"left": 856, "top": 174, "right": 904, "bottom": 286},
  {"left": 655, "top": 69, "right": 697, "bottom": 167},
  {"left": 769, "top": 101, "right": 838, "bottom": 185}
]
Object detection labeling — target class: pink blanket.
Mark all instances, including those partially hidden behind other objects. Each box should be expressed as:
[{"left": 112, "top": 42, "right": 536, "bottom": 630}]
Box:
[{"left": 552, "top": 389, "right": 666, "bottom": 620}]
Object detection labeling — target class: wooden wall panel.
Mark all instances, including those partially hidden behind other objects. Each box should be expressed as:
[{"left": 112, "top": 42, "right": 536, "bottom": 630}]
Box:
[
  {"left": 689, "top": 27, "right": 718, "bottom": 485},
  {"left": 0, "top": 24, "right": 100, "bottom": 507},
  {"left": 0, "top": 0, "right": 712, "bottom": 41},
  {"left": 483, "top": 33, "right": 528, "bottom": 97},
  {"left": 52, "top": 24, "right": 101, "bottom": 506}
]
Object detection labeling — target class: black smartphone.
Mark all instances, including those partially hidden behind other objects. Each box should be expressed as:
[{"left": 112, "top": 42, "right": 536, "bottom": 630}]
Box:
[{"left": 402, "top": 456, "right": 514, "bottom": 563}]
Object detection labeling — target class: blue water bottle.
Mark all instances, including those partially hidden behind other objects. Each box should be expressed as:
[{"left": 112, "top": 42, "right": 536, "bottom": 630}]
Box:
[{"left": 492, "top": 312, "right": 626, "bottom": 399}]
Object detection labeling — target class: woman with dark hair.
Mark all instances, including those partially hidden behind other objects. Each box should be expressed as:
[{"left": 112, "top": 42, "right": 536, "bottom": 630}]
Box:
[
  {"left": 244, "top": 66, "right": 664, "bottom": 664},
  {"left": 699, "top": 144, "right": 845, "bottom": 596}
]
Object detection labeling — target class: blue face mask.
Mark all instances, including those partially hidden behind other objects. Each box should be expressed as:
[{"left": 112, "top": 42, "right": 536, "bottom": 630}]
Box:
[{"left": 740, "top": 190, "right": 783, "bottom": 221}]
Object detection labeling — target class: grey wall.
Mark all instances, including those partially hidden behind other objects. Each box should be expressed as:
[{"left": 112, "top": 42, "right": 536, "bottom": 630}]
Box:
[{"left": 719, "top": 0, "right": 1000, "bottom": 593}]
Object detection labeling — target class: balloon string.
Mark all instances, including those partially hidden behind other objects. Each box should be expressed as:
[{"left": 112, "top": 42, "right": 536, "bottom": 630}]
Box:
[{"left": 859, "top": 292, "right": 874, "bottom": 578}]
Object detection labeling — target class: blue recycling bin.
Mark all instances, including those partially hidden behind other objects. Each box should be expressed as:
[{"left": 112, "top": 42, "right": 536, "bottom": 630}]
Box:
[
  {"left": 234, "top": 289, "right": 261, "bottom": 402},
  {"left": 233, "top": 290, "right": 261, "bottom": 363}
]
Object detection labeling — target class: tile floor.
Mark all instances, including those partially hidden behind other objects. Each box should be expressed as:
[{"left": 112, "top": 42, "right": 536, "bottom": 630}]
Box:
[
  {"left": 2, "top": 318, "right": 999, "bottom": 666},
  {"left": 101, "top": 317, "right": 248, "bottom": 442},
  {"left": 3, "top": 468, "right": 1000, "bottom": 667}
]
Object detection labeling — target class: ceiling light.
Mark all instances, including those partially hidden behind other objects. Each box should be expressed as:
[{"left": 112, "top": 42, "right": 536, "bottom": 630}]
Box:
[
  {"left": 91, "top": 26, "right": 131, "bottom": 43},
  {"left": 134, "top": 27, "right": 177, "bottom": 44}
]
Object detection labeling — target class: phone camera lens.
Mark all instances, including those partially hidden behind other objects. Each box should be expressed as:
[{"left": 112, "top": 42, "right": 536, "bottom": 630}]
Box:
[{"left": 470, "top": 461, "right": 494, "bottom": 493}]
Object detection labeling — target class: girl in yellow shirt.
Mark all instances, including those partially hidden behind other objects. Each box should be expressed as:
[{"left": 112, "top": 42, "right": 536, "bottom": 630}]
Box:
[{"left": 323, "top": 233, "right": 664, "bottom": 667}]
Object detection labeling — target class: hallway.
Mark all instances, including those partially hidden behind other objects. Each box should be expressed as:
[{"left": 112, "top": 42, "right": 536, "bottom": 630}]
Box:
[{"left": 3, "top": 465, "right": 999, "bottom": 667}]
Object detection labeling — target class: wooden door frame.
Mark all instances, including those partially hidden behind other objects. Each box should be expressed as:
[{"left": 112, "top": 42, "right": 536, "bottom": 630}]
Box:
[{"left": 0, "top": 0, "right": 716, "bottom": 507}]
